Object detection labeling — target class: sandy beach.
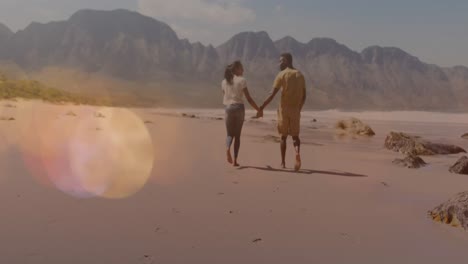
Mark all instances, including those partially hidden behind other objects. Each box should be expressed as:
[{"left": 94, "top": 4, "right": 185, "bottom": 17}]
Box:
[{"left": 2, "top": 100, "right": 468, "bottom": 264}]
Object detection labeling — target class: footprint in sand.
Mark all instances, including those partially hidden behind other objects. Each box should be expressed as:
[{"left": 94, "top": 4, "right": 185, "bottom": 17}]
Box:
[
  {"left": 340, "top": 232, "right": 361, "bottom": 245},
  {"left": 140, "top": 255, "right": 156, "bottom": 264},
  {"left": 252, "top": 238, "right": 263, "bottom": 243}
]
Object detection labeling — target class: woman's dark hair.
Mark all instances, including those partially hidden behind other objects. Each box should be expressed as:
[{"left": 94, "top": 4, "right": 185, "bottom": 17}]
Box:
[{"left": 224, "top": 60, "right": 242, "bottom": 85}]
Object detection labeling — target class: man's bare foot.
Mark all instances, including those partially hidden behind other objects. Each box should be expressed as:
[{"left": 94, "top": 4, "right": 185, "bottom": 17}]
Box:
[
  {"left": 227, "top": 150, "right": 233, "bottom": 164},
  {"left": 281, "top": 163, "right": 286, "bottom": 169},
  {"left": 294, "top": 154, "right": 302, "bottom": 172},
  {"left": 233, "top": 161, "right": 240, "bottom": 167}
]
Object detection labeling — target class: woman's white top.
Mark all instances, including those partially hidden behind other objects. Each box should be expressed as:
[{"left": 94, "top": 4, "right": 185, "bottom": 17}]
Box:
[{"left": 222, "top": 76, "right": 247, "bottom": 106}]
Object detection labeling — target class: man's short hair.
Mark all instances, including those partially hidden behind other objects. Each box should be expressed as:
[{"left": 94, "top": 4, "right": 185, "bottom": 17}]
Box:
[{"left": 281, "top": 53, "right": 293, "bottom": 65}]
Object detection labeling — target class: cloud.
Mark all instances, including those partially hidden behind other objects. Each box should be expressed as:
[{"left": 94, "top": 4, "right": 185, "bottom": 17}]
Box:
[{"left": 138, "top": 0, "right": 255, "bottom": 26}]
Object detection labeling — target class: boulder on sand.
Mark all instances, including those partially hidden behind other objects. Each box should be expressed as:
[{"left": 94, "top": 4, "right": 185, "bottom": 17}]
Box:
[
  {"left": 392, "top": 154, "right": 427, "bottom": 169},
  {"left": 449, "top": 156, "right": 468, "bottom": 175},
  {"left": 335, "top": 118, "right": 375, "bottom": 136},
  {"left": 384, "top": 132, "right": 466, "bottom": 155},
  {"left": 429, "top": 191, "right": 468, "bottom": 230}
]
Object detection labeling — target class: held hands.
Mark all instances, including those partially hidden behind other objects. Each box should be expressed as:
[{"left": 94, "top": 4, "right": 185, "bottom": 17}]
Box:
[
  {"left": 256, "top": 107, "right": 264, "bottom": 118},
  {"left": 251, "top": 108, "right": 263, "bottom": 119}
]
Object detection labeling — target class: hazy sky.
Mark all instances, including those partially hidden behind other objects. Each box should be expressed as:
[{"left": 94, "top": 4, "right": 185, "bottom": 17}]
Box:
[{"left": 0, "top": 0, "right": 467, "bottom": 67}]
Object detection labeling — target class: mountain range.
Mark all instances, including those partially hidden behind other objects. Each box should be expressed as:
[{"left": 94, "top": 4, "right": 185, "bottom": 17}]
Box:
[{"left": 1, "top": 9, "right": 468, "bottom": 110}]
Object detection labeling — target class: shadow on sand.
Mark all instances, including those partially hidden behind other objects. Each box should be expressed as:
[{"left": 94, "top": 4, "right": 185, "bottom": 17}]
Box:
[{"left": 237, "top": 165, "right": 367, "bottom": 177}]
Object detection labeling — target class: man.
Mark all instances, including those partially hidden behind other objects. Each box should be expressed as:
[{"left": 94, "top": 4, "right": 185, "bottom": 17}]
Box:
[{"left": 258, "top": 53, "right": 307, "bottom": 171}]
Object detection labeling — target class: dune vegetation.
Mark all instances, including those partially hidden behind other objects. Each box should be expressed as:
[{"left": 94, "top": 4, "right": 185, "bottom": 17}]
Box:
[{"left": 0, "top": 72, "right": 109, "bottom": 105}]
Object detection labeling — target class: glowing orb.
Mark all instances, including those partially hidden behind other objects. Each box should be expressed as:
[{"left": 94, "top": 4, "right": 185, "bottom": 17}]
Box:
[
  {"left": 69, "top": 108, "right": 154, "bottom": 199},
  {"left": 16, "top": 103, "right": 154, "bottom": 199}
]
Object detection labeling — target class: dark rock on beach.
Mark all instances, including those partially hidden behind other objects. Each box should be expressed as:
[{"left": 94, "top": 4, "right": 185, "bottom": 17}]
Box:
[
  {"left": 429, "top": 191, "right": 468, "bottom": 230},
  {"left": 392, "top": 154, "right": 427, "bottom": 169},
  {"left": 449, "top": 156, "right": 468, "bottom": 175},
  {"left": 335, "top": 118, "right": 375, "bottom": 136},
  {"left": 385, "top": 132, "right": 466, "bottom": 155},
  {"left": 181, "top": 113, "right": 198, "bottom": 119},
  {"left": 207, "top": 117, "right": 223, "bottom": 121}
]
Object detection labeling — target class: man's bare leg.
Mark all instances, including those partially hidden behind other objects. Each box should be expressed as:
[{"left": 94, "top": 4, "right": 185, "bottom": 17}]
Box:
[
  {"left": 281, "top": 135, "right": 287, "bottom": 168},
  {"left": 293, "top": 136, "right": 301, "bottom": 171}
]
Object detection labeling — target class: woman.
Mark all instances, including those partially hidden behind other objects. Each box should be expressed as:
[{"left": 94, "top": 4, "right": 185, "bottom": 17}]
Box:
[{"left": 222, "top": 61, "right": 260, "bottom": 167}]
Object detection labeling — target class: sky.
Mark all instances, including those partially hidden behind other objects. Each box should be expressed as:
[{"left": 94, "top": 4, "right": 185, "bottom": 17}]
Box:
[{"left": 0, "top": 0, "right": 467, "bottom": 67}]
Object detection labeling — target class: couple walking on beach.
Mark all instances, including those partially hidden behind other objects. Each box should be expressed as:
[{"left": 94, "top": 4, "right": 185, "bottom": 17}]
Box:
[{"left": 222, "top": 53, "right": 307, "bottom": 171}]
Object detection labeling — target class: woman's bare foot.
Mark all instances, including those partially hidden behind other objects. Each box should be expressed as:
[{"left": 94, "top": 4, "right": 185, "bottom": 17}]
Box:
[
  {"left": 233, "top": 160, "right": 240, "bottom": 167},
  {"left": 294, "top": 154, "right": 302, "bottom": 172},
  {"left": 227, "top": 150, "right": 233, "bottom": 164},
  {"left": 281, "top": 163, "right": 286, "bottom": 169}
]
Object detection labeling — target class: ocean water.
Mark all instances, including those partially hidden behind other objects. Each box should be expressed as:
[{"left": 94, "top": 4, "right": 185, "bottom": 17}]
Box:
[{"left": 150, "top": 108, "right": 468, "bottom": 124}]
